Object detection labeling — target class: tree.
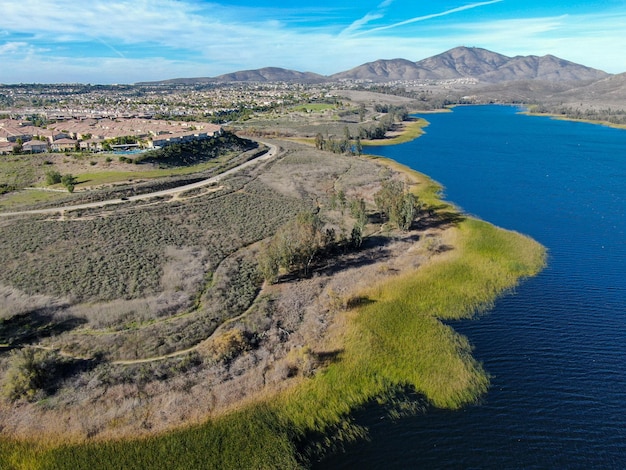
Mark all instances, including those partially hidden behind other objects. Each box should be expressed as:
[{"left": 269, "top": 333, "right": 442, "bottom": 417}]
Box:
[
  {"left": 374, "top": 180, "right": 420, "bottom": 230},
  {"left": 350, "top": 197, "right": 367, "bottom": 228},
  {"left": 2, "top": 348, "right": 58, "bottom": 402},
  {"left": 61, "top": 173, "right": 77, "bottom": 192},
  {"left": 257, "top": 240, "right": 281, "bottom": 284},
  {"left": 314, "top": 132, "right": 324, "bottom": 150},
  {"left": 257, "top": 212, "right": 327, "bottom": 282},
  {"left": 354, "top": 136, "right": 363, "bottom": 156},
  {"left": 12, "top": 138, "right": 23, "bottom": 155},
  {"left": 350, "top": 224, "right": 363, "bottom": 249},
  {"left": 45, "top": 170, "right": 62, "bottom": 185}
]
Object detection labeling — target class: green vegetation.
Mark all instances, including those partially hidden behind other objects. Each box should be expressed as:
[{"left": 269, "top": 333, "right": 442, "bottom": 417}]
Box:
[
  {"left": 2, "top": 348, "right": 60, "bottom": 402},
  {"left": 44, "top": 170, "right": 62, "bottom": 186},
  {"left": 258, "top": 212, "right": 328, "bottom": 282},
  {"left": 292, "top": 103, "right": 337, "bottom": 113},
  {"left": 526, "top": 104, "right": 626, "bottom": 128},
  {"left": 374, "top": 179, "right": 420, "bottom": 230},
  {"left": 135, "top": 131, "right": 256, "bottom": 167},
  {"left": 0, "top": 210, "right": 545, "bottom": 469},
  {"left": 362, "top": 118, "right": 427, "bottom": 146}
]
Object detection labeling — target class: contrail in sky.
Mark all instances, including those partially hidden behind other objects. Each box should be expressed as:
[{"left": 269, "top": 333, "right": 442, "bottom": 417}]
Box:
[
  {"left": 95, "top": 36, "right": 126, "bottom": 58},
  {"left": 352, "top": 0, "right": 504, "bottom": 35}
]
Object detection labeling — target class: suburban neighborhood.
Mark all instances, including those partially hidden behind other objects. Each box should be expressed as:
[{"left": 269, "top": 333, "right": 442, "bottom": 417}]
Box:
[{"left": 0, "top": 116, "right": 223, "bottom": 155}]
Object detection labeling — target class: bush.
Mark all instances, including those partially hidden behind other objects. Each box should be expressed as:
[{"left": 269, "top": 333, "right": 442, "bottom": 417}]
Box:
[
  {"left": 205, "top": 329, "right": 250, "bottom": 362},
  {"left": 61, "top": 174, "right": 77, "bottom": 192},
  {"left": 45, "top": 170, "right": 62, "bottom": 185},
  {"left": 2, "top": 348, "right": 59, "bottom": 402}
]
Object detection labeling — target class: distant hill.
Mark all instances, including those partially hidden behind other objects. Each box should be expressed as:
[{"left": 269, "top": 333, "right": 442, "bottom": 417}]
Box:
[
  {"left": 553, "top": 72, "right": 626, "bottom": 104},
  {"left": 212, "top": 67, "right": 326, "bottom": 83},
  {"left": 139, "top": 67, "right": 326, "bottom": 85},
  {"left": 138, "top": 47, "right": 610, "bottom": 85},
  {"left": 332, "top": 47, "right": 609, "bottom": 83}
]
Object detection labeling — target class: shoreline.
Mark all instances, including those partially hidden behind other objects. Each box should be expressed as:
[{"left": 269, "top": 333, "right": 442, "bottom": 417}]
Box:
[
  {"left": 361, "top": 117, "right": 429, "bottom": 146},
  {"left": 0, "top": 121, "right": 546, "bottom": 468},
  {"left": 521, "top": 111, "right": 626, "bottom": 130}
]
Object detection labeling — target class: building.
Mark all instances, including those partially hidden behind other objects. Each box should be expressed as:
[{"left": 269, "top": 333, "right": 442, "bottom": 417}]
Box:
[{"left": 22, "top": 140, "right": 48, "bottom": 153}]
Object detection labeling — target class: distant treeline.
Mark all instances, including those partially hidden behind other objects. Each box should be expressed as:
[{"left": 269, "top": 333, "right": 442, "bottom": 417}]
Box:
[
  {"left": 529, "top": 104, "right": 626, "bottom": 125},
  {"left": 315, "top": 106, "right": 409, "bottom": 154},
  {"left": 356, "top": 84, "right": 454, "bottom": 109}
]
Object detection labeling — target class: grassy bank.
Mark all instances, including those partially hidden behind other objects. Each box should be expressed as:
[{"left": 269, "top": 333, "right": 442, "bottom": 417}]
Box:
[
  {"left": 0, "top": 165, "right": 546, "bottom": 468},
  {"left": 362, "top": 118, "right": 428, "bottom": 146},
  {"left": 522, "top": 111, "right": 626, "bottom": 130}
]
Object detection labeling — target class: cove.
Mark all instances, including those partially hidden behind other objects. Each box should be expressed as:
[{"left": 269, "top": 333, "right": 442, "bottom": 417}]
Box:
[{"left": 319, "top": 105, "right": 626, "bottom": 468}]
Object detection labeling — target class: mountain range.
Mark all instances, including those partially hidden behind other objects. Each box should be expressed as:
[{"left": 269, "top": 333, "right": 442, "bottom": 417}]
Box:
[{"left": 142, "top": 47, "right": 610, "bottom": 85}]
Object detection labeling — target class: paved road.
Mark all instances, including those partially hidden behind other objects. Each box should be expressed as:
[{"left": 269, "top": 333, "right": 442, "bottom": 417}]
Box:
[{"left": 0, "top": 142, "right": 278, "bottom": 217}]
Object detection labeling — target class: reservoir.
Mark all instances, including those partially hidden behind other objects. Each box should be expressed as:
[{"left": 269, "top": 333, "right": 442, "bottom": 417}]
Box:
[{"left": 319, "top": 105, "right": 626, "bottom": 468}]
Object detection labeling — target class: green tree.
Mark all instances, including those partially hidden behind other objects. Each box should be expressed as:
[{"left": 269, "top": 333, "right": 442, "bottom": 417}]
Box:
[
  {"left": 350, "top": 197, "right": 367, "bottom": 228},
  {"left": 2, "top": 348, "right": 58, "bottom": 402},
  {"left": 257, "top": 212, "right": 326, "bottom": 282},
  {"left": 12, "top": 138, "right": 23, "bottom": 155},
  {"left": 355, "top": 136, "right": 363, "bottom": 156},
  {"left": 61, "top": 173, "right": 77, "bottom": 192},
  {"left": 374, "top": 180, "right": 420, "bottom": 230},
  {"left": 358, "top": 104, "right": 366, "bottom": 122},
  {"left": 350, "top": 224, "right": 363, "bottom": 248},
  {"left": 314, "top": 133, "right": 325, "bottom": 150},
  {"left": 45, "top": 170, "right": 62, "bottom": 185}
]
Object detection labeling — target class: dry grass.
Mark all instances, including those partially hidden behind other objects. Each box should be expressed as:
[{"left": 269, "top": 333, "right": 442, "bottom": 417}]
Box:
[{"left": 0, "top": 140, "right": 405, "bottom": 440}]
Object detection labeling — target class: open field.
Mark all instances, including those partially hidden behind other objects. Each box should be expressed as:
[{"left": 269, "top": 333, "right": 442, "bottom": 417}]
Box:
[{"left": 0, "top": 106, "right": 546, "bottom": 468}]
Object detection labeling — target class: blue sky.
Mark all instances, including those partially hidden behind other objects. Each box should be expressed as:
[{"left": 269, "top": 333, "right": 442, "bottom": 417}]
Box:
[{"left": 1, "top": 0, "right": 625, "bottom": 84}]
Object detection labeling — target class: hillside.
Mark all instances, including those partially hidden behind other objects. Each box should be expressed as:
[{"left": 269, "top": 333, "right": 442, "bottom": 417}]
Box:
[
  {"left": 137, "top": 46, "right": 611, "bottom": 86},
  {"left": 333, "top": 47, "right": 609, "bottom": 83},
  {"left": 139, "top": 67, "right": 326, "bottom": 85},
  {"left": 552, "top": 72, "right": 626, "bottom": 105}
]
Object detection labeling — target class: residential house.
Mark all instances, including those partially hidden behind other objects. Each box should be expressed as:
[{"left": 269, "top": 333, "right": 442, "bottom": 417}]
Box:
[
  {"left": 0, "top": 141, "right": 14, "bottom": 155},
  {"left": 50, "top": 138, "right": 78, "bottom": 152},
  {"left": 79, "top": 138, "right": 104, "bottom": 152},
  {"left": 22, "top": 140, "right": 48, "bottom": 153}
]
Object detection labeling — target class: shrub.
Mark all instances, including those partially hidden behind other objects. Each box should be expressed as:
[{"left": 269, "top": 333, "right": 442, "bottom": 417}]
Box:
[
  {"left": 45, "top": 170, "right": 62, "bottom": 185},
  {"left": 205, "top": 329, "right": 250, "bottom": 362},
  {"left": 2, "top": 348, "right": 59, "bottom": 402},
  {"left": 61, "top": 173, "right": 77, "bottom": 192}
]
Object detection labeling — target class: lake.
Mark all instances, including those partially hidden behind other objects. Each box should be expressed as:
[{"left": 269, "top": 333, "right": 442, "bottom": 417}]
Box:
[{"left": 317, "top": 105, "right": 626, "bottom": 469}]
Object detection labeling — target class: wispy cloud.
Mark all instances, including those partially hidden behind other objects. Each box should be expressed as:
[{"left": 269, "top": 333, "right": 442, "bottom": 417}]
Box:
[
  {"left": 0, "top": 42, "right": 29, "bottom": 55},
  {"left": 340, "top": 0, "right": 395, "bottom": 36},
  {"left": 0, "top": 0, "right": 624, "bottom": 83},
  {"left": 351, "top": 0, "right": 504, "bottom": 36}
]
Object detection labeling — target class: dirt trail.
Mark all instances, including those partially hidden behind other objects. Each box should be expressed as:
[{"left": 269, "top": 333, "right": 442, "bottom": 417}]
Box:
[{"left": 0, "top": 142, "right": 278, "bottom": 217}]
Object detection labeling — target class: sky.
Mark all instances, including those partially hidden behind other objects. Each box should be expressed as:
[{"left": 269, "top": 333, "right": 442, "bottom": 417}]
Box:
[{"left": 1, "top": 0, "right": 625, "bottom": 84}]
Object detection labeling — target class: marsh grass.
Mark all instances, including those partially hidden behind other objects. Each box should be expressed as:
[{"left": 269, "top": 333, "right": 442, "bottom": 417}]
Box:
[{"left": 362, "top": 118, "right": 428, "bottom": 146}]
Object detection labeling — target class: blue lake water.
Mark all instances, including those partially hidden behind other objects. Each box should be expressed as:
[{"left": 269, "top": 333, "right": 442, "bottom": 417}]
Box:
[{"left": 318, "top": 105, "right": 626, "bottom": 469}]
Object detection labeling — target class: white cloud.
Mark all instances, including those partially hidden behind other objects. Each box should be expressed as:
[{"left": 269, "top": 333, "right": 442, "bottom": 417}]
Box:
[
  {"left": 0, "top": 42, "right": 29, "bottom": 54},
  {"left": 1, "top": 1, "right": 625, "bottom": 82}
]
